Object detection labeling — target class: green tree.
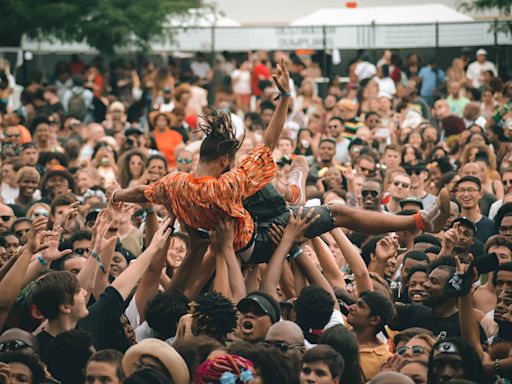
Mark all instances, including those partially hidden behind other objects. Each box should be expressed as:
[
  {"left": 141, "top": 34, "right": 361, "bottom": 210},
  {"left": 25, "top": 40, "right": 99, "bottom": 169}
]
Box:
[
  {"left": 0, "top": 0, "right": 201, "bottom": 54},
  {"left": 459, "top": 0, "right": 512, "bottom": 35}
]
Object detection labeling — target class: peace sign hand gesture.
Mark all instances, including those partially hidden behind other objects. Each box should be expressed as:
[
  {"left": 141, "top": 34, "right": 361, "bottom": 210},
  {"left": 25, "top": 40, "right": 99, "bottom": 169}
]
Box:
[{"left": 272, "top": 57, "right": 290, "bottom": 95}]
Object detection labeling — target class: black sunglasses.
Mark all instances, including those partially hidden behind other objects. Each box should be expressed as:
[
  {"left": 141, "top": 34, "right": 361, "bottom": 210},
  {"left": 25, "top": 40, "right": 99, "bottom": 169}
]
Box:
[
  {"left": 361, "top": 190, "right": 379, "bottom": 198},
  {"left": 0, "top": 340, "right": 30, "bottom": 353},
  {"left": 406, "top": 169, "right": 423, "bottom": 176},
  {"left": 0, "top": 215, "right": 12, "bottom": 222},
  {"left": 74, "top": 248, "right": 89, "bottom": 256}
]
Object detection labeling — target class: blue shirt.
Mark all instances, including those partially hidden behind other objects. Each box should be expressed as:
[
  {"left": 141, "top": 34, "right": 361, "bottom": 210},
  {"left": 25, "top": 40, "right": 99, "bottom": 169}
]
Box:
[{"left": 419, "top": 66, "right": 446, "bottom": 97}]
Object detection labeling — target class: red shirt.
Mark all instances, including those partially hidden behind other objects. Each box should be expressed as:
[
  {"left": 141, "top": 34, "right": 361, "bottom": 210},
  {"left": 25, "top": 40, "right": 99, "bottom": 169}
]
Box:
[{"left": 252, "top": 64, "right": 271, "bottom": 96}]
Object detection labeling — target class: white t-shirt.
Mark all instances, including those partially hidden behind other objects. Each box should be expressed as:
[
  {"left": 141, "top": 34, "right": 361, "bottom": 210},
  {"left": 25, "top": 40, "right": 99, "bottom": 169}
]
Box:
[
  {"left": 0, "top": 183, "right": 19, "bottom": 204},
  {"left": 231, "top": 69, "right": 251, "bottom": 95},
  {"left": 466, "top": 60, "right": 497, "bottom": 88},
  {"left": 355, "top": 61, "right": 377, "bottom": 82},
  {"left": 191, "top": 61, "right": 211, "bottom": 79},
  {"left": 304, "top": 309, "right": 345, "bottom": 349}
]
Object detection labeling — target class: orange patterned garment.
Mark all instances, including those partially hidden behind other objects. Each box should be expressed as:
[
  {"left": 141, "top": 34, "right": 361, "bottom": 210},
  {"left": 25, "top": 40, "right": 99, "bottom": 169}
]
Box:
[{"left": 144, "top": 144, "right": 277, "bottom": 251}]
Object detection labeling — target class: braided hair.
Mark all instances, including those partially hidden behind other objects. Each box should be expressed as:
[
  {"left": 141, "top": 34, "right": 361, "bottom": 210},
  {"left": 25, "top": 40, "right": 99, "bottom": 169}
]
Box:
[
  {"left": 198, "top": 110, "right": 243, "bottom": 163},
  {"left": 194, "top": 354, "right": 254, "bottom": 384},
  {"left": 191, "top": 292, "right": 238, "bottom": 343}
]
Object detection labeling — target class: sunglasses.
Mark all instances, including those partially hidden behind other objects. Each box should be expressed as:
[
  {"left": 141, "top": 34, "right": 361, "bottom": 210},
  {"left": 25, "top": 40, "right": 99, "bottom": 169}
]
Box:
[
  {"left": 14, "top": 229, "right": 29, "bottom": 237},
  {"left": 74, "top": 248, "right": 89, "bottom": 256},
  {"left": 362, "top": 190, "right": 379, "bottom": 198},
  {"left": 392, "top": 181, "right": 411, "bottom": 189},
  {"left": 33, "top": 209, "right": 49, "bottom": 218},
  {"left": 177, "top": 158, "right": 192, "bottom": 164},
  {"left": 360, "top": 167, "right": 375, "bottom": 174},
  {"left": 0, "top": 215, "right": 12, "bottom": 222},
  {"left": 261, "top": 341, "right": 303, "bottom": 353},
  {"left": 396, "top": 345, "right": 424, "bottom": 356},
  {"left": 503, "top": 179, "right": 512, "bottom": 186},
  {"left": 406, "top": 169, "right": 423, "bottom": 176},
  {"left": 0, "top": 340, "right": 30, "bottom": 353}
]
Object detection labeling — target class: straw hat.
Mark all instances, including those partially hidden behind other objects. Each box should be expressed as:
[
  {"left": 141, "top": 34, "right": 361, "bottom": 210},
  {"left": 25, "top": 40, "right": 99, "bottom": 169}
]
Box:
[
  {"left": 122, "top": 338, "right": 190, "bottom": 384},
  {"left": 149, "top": 110, "right": 174, "bottom": 127}
]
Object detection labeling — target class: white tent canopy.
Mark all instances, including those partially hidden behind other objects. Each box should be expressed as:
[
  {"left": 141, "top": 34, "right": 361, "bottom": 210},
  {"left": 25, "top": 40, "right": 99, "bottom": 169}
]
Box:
[{"left": 289, "top": 3, "right": 473, "bottom": 26}]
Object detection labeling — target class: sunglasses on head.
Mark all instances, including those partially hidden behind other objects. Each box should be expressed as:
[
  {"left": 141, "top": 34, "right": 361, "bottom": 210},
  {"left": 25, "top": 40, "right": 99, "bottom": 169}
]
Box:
[
  {"left": 177, "top": 158, "right": 192, "bottom": 164},
  {"left": 406, "top": 169, "right": 423, "bottom": 176},
  {"left": 396, "top": 345, "right": 424, "bottom": 355},
  {"left": 0, "top": 340, "right": 30, "bottom": 353},
  {"left": 0, "top": 215, "right": 12, "bottom": 222},
  {"left": 361, "top": 190, "right": 379, "bottom": 198}
]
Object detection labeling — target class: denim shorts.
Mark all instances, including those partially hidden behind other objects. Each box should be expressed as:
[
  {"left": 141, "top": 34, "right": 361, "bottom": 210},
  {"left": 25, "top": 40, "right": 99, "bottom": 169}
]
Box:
[{"left": 248, "top": 205, "right": 335, "bottom": 264}]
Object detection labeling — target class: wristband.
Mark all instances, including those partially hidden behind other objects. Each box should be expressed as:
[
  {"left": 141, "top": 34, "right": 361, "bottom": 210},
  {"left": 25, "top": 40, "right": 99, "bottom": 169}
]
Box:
[
  {"left": 273, "top": 92, "right": 291, "bottom": 101},
  {"left": 145, "top": 207, "right": 155, "bottom": 214},
  {"left": 289, "top": 245, "right": 303, "bottom": 260},
  {"left": 36, "top": 254, "right": 48, "bottom": 267},
  {"left": 90, "top": 250, "right": 106, "bottom": 273}
]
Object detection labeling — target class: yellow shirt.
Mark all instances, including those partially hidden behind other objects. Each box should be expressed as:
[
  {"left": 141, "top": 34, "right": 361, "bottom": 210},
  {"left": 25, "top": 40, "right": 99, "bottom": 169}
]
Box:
[{"left": 360, "top": 343, "right": 392, "bottom": 381}]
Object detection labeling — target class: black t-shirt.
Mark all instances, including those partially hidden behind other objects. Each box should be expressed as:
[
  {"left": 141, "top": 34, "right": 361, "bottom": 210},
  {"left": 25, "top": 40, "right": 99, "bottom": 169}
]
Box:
[
  {"left": 475, "top": 216, "right": 496, "bottom": 244},
  {"left": 391, "top": 304, "right": 486, "bottom": 342},
  {"left": 37, "top": 286, "right": 125, "bottom": 361}
]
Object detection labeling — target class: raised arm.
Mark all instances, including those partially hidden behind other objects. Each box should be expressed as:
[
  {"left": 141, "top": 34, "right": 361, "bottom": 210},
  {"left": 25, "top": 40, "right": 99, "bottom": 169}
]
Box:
[
  {"left": 294, "top": 248, "right": 340, "bottom": 311},
  {"left": 0, "top": 217, "right": 47, "bottom": 329},
  {"left": 210, "top": 218, "right": 246, "bottom": 304},
  {"left": 135, "top": 213, "right": 176, "bottom": 323},
  {"left": 330, "top": 228, "right": 372, "bottom": 294},
  {"left": 261, "top": 208, "right": 319, "bottom": 298},
  {"left": 311, "top": 236, "right": 346, "bottom": 290},
  {"left": 262, "top": 57, "right": 290, "bottom": 150},
  {"left": 112, "top": 218, "right": 173, "bottom": 300}
]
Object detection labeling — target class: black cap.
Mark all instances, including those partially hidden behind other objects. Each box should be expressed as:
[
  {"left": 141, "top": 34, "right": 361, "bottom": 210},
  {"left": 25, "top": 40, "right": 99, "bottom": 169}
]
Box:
[
  {"left": 399, "top": 196, "right": 424, "bottom": 209},
  {"left": 237, "top": 291, "right": 281, "bottom": 323},
  {"left": 124, "top": 126, "right": 144, "bottom": 137},
  {"left": 403, "top": 160, "right": 427, "bottom": 171},
  {"left": 452, "top": 217, "right": 477, "bottom": 233}
]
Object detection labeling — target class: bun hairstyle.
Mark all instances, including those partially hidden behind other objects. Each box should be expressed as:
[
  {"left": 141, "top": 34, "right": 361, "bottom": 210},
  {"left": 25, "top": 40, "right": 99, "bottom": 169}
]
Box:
[{"left": 198, "top": 110, "right": 244, "bottom": 162}]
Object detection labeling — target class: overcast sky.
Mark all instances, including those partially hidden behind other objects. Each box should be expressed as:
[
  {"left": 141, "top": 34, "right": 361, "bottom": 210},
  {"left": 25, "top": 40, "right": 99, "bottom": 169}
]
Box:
[{"left": 208, "top": 0, "right": 491, "bottom": 25}]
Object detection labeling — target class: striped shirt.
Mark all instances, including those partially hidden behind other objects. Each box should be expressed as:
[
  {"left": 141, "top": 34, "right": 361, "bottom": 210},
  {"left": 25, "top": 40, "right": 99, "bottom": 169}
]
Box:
[
  {"left": 343, "top": 118, "right": 365, "bottom": 139},
  {"left": 144, "top": 144, "right": 277, "bottom": 251}
]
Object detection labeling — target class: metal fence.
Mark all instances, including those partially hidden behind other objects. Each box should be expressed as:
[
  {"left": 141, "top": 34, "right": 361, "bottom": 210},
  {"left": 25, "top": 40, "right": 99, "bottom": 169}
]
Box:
[{"left": 17, "top": 20, "right": 512, "bottom": 54}]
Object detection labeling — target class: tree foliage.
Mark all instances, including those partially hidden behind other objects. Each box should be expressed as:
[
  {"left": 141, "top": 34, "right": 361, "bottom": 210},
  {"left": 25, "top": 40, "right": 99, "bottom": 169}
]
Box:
[
  {"left": 459, "top": 0, "right": 512, "bottom": 35},
  {"left": 0, "top": 0, "right": 201, "bottom": 53}
]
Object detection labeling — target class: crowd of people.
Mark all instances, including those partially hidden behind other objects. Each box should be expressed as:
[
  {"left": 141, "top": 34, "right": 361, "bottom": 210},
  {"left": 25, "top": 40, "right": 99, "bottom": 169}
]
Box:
[{"left": 0, "top": 44, "right": 511, "bottom": 384}]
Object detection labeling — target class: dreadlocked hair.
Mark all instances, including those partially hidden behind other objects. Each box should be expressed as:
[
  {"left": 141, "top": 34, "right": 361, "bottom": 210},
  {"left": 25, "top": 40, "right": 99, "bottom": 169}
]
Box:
[
  {"left": 198, "top": 110, "right": 243, "bottom": 162},
  {"left": 191, "top": 292, "right": 238, "bottom": 343}
]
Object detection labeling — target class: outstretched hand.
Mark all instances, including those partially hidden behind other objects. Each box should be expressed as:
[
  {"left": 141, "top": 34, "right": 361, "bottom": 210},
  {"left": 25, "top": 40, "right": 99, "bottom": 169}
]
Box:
[
  {"left": 282, "top": 207, "right": 320, "bottom": 244},
  {"left": 209, "top": 216, "right": 236, "bottom": 253},
  {"left": 150, "top": 217, "right": 175, "bottom": 251},
  {"left": 272, "top": 57, "right": 290, "bottom": 95},
  {"left": 375, "top": 235, "right": 398, "bottom": 262}
]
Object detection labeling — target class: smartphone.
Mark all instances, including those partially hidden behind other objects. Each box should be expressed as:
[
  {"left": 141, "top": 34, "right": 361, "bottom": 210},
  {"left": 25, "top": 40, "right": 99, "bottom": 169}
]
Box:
[
  {"left": 375, "top": 128, "right": 389, "bottom": 138},
  {"left": 196, "top": 228, "right": 210, "bottom": 239}
]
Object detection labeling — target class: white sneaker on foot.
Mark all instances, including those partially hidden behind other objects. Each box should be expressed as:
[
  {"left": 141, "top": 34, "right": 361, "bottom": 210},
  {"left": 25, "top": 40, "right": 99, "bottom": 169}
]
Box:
[
  {"left": 288, "top": 156, "right": 309, "bottom": 206},
  {"left": 420, "top": 188, "right": 450, "bottom": 233}
]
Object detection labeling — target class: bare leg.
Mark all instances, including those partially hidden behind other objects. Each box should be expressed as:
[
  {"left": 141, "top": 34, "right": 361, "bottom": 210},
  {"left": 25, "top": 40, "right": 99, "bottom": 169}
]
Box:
[{"left": 330, "top": 204, "right": 416, "bottom": 233}]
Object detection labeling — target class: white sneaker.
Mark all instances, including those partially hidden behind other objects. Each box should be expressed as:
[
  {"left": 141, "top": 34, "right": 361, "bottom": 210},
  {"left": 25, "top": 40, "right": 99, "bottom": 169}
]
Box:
[{"left": 288, "top": 156, "right": 309, "bottom": 206}]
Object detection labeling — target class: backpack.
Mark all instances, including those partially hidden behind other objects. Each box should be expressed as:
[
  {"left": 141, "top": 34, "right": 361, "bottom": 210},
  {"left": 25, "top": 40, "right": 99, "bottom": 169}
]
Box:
[{"left": 68, "top": 90, "right": 87, "bottom": 120}]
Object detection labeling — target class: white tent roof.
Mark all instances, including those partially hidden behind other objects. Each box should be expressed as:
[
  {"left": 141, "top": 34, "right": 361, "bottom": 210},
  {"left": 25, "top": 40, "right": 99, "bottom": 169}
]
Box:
[
  {"left": 165, "top": 9, "right": 240, "bottom": 27},
  {"left": 290, "top": 3, "right": 473, "bottom": 26}
]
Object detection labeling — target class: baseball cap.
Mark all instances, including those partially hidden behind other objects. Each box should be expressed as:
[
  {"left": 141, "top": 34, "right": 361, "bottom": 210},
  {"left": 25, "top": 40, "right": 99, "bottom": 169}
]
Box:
[
  {"left": 237, "top": 291, "right": 281, "bottom": 324},
  {"left": 124, "top": 126, "right": 144, "bottom": 137},
  {"left": 476, "top": 48, "right": 488, "bottom": 56},
  {"left": 452, "top": 217, "right": 477, "bottom": 234},
  {"left": 399, "top": 196, "right": 424, "bottom": 210}
]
